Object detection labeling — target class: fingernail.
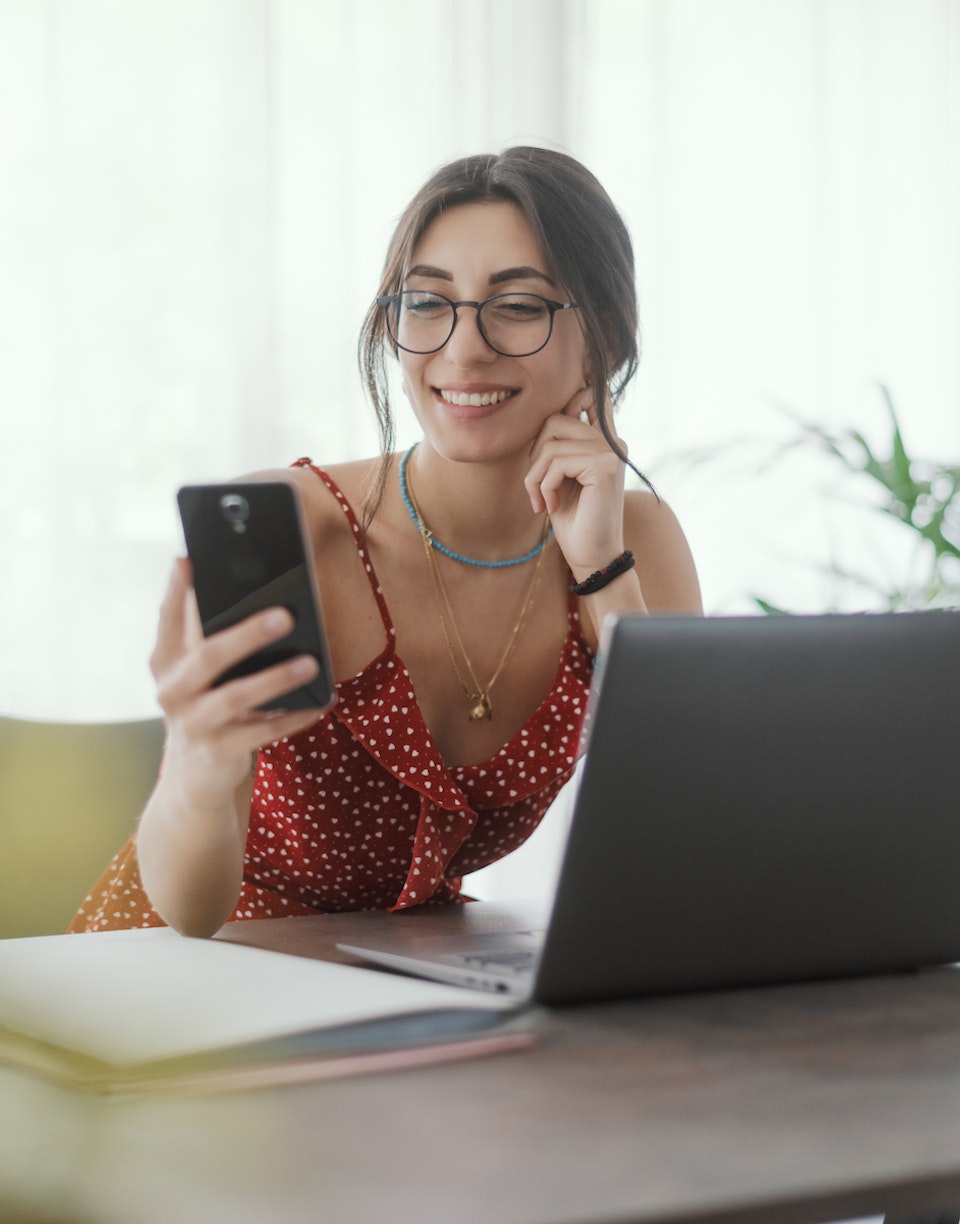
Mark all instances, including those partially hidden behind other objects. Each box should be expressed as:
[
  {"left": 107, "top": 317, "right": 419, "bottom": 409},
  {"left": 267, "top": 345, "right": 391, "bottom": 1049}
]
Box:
[
  {"left": 291, "top": 655, "right": 318, "bottom": 679},
  {"left": 264, "top": 608, "right": 292, "bottom": 634}
]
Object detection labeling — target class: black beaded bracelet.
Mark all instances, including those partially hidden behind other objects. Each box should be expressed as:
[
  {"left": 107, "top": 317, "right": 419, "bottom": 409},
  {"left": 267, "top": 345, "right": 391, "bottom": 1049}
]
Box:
[{"left": 569, "top": 549, "right": 635, "bottom": 596}]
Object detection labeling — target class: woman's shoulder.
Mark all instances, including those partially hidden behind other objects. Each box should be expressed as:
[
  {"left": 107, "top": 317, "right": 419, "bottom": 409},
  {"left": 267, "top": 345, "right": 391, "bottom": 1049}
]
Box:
[
  {"left": 238, "top": 456, "right": 385, "bottom": 536},
  {"left": 623, "top": 486, "right": 703, "bottom": 614}
]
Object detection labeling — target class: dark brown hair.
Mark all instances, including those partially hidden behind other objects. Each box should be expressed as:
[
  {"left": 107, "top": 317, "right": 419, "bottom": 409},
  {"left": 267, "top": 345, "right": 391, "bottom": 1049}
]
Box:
[{"left": 358, "top": 146, "right": 646, "bottom": 518}]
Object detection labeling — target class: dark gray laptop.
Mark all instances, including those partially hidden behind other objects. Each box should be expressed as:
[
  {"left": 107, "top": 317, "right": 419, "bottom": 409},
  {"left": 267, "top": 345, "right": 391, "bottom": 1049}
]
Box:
[{"left": 339, "top": 611, "right": 960, "bottom": 1004}]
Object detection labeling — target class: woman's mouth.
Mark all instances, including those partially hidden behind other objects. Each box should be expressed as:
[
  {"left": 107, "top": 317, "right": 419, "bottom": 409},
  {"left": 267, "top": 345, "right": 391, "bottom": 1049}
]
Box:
[{"left": 436, "top": 388, "right": 518, "bottom": 408}]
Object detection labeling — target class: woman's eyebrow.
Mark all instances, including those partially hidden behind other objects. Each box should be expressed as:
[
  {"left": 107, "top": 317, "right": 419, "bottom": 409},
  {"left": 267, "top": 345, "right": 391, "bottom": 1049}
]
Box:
[
  {"left": 405, "top": 264, "right": 453, "bottom": 282},
  {"left": 489, "top": 266, "right": 556, "bottom": 287},
  {"left": 403, "top": 264, "right": 556, "bottom": 288}
]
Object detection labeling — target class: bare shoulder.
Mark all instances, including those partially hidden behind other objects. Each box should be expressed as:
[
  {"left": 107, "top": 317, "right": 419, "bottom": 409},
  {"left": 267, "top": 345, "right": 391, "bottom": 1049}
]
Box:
[
  {"left": 623, "top": 488, "right": 703, "bottom": 614},
  {"left": 233, "top": 457, "right": 393, "bottom": 681},
  {"left": 237, "top": 457, "right": 384, "bottom": 541}
]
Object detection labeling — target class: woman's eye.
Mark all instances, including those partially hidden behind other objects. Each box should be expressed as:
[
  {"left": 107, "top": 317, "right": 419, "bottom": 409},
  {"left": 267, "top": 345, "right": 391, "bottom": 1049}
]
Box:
[
  {"left": 493, "top": 298, "right": 546, "bottom": 320},
  {"left": 405, "top": 295, "right": 447, "bottom": 318}
]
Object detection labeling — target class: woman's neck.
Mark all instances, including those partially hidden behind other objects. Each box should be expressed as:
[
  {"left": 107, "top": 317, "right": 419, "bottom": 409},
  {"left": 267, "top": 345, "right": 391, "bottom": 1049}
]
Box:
[{"left": 401, "top": 443, "right": 546, "bottom": 562}]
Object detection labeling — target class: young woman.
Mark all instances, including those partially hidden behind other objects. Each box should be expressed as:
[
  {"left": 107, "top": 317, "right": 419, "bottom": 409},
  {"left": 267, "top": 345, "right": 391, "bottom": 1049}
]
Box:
[{"left": 69, "top": 147, "right": 702, "bottom": 938}]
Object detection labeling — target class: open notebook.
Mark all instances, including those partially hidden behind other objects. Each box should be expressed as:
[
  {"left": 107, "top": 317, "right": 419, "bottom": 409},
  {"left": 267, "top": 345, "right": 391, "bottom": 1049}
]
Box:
[
  {"left": 0, "top": 927, "right": 528, "bottom": 1095},
  {"left": 340, "top": 610, "right": 960, "bottom": 1004}
]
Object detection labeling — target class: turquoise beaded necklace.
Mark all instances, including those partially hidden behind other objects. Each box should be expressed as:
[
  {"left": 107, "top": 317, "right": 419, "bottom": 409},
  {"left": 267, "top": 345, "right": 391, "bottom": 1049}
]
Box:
[{"left": 398, "top": 446, "right": 551, "bottom": 568}]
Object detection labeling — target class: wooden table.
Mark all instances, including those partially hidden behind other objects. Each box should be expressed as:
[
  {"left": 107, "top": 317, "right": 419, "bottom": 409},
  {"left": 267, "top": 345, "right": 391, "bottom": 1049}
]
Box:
[{"left": 2, "top": 901, "right": 960, "bottom": 1224}]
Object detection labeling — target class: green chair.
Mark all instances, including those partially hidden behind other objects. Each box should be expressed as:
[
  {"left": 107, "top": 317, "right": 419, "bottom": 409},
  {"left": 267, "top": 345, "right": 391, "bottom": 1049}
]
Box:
[{"left": 0, "top": 715, "right": 164, "bottom": 938}]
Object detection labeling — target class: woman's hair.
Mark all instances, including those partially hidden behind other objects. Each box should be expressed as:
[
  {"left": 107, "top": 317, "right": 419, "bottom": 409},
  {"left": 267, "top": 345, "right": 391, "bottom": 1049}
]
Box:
[{"left": 358, "top": 146, "right": 647, "bottom": 519}]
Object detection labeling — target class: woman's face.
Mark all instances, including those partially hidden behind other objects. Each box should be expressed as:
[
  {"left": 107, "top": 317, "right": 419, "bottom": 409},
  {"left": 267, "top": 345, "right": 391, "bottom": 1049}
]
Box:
[{"left": 397, "top": 201, "right": 591, "bottom": 465}]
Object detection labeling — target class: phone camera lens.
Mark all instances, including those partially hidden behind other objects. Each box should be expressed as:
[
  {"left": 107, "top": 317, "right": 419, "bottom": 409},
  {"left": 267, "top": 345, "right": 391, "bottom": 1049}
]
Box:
[{"left": 219, "top": 494, "right": 250, "bottom": 533}]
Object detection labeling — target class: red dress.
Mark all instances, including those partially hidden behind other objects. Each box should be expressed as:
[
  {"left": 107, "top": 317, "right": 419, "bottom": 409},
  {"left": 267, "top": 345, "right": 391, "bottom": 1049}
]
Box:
[{"left": 68, "top": 464, "right": 595, "bottom": 933}]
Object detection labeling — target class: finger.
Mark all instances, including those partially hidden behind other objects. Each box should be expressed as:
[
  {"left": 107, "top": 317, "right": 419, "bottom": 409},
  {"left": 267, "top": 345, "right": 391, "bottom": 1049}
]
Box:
[
  {"left": 537, "top": 450, "right": 626, "bottom": 519},
  {"left": 171, "top": 652, "right": 324, "bottom": 752},
  {"left": 200, "top": 705, "right": 328, "bottom": 763},
  {"left": 183, "top": 584, "right": 204, "bottom": 650},
  {"left": 527, "top": 411, "right": 625, "bottom": 513},
  {"left": 531, "top": 422, "right": 627, "bottom": 469},
  {"left": 528, "top": 409, "right": 598, "bottom": 468},
  {"left": 164, "top": 699, "right": 329, "bottom": 791},
  {"left": 537, "top": 458, "right": 583, "bottom": 515},
  {"left": 242, "top": 707, "right": 328, "bottom": 747},
  {"left": 158, "top": 606, "right": 297, "bottom": 710},
  {"left": 560, "top": 383, "right": 594, "bottom": 420},
  {"left": 150, "top": 557, "right": 193, "bottom": 680},
  {"left": 526, "top": 433, "right": 584, "bottom": 511},
  {"left": 575, "top": 382, "right": 616, "bottom": 429},
  {"left": 525, "top": 436, "right": 619, "bottom": 500},
  {"left": 579, "top": 388, "right": 601, "bottom": 427},
  {"left": 538, "top": 460, "right": 586, "bottom": 515},
  {"left": 194, "top": 652, "right": 324, "bottom": 729}
]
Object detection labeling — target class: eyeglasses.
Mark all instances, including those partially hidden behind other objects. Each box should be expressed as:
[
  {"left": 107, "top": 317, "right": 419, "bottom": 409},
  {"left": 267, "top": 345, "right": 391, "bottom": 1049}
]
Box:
[{"left": 377, "top": 290, "right": 579, "bottom": 357}]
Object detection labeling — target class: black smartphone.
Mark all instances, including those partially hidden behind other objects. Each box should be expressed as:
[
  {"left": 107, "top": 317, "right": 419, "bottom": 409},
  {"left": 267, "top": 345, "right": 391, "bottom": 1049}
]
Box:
[{"left": 176, "top": 481, "right": 335, "bottom": 711}]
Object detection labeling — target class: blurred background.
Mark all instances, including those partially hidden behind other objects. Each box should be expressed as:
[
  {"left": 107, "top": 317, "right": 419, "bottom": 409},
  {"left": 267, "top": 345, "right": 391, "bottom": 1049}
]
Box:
[
  {"left": 2, "top": 1, "right": 958, "bottom": 897},
  {"left": 3, "top": 0, "right": 959, "bottom": 719}
]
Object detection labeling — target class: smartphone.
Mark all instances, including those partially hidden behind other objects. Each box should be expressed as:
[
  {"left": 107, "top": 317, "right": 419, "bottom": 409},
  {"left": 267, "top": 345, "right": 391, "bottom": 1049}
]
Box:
[{"left": 176, "top": 481, "right": 335, "bottom": 712}]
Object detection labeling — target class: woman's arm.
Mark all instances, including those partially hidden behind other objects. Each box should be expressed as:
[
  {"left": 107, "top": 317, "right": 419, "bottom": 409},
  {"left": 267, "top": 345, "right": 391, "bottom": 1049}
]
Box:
[
  {"left": 525, "top": 391, "right": 702, "bottom": 642},
  {"left": 136, "top": 558, "right": 324, "bottom": 937},
  {"left": 578, "top": 489, "right": 702, "bottom": 633}
]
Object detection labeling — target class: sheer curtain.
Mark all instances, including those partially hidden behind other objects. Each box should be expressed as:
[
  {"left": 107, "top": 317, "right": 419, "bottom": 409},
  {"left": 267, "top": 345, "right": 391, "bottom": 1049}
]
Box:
[
  {"left": 583, "top": 0, "right": 960, "bottom": 618},
  {"left": 0, "top": 0, "right": 587, "bottom": 719},
  {"left": 2, "top": 0, "right": 958, "bottom": 895}
]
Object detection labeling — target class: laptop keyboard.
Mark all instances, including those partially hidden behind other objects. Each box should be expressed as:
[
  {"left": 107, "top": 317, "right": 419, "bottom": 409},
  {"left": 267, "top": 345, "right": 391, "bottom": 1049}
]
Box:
[{"left": 448, "top": 948, "right": 538, "bottom": 976}]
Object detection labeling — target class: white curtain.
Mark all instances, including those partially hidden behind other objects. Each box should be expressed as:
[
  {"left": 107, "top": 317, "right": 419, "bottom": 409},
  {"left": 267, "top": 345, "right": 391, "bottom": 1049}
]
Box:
[
  {"left": 584, "top": 0, "right": 960, "bottom": 617},
  {"left": 0, "top": 0, "right": 591, "bottom": 718},
  {"left": 2, "top": 0, "right": 957, "bottom": 895}
]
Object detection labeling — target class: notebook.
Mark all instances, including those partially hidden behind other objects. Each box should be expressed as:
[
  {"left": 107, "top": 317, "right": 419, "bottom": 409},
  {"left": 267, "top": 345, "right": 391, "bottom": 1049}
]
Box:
[
  {"left": 0, "top": 928, "right": 530, "bottom": 1095},
  {"left": 339, "top": 610, "right": 960, "bottom": 1004}
]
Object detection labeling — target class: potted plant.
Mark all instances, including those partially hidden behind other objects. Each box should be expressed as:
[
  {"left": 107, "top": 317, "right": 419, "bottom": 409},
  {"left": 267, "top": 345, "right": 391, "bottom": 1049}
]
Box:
[{"left": 665, "top": 385, "right": 960, "bottom": 613}]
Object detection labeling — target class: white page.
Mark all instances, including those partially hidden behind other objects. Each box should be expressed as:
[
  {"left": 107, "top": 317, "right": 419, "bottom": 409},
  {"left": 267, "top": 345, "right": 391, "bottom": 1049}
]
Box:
[{"left": 0, "top": 927, "right": 515, "bottom": 1066}]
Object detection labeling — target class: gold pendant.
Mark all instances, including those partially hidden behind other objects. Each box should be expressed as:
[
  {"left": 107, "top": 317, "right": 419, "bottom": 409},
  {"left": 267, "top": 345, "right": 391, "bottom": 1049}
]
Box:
[{"left": 468, "top": 692, "right": 493, "bottom": 722}]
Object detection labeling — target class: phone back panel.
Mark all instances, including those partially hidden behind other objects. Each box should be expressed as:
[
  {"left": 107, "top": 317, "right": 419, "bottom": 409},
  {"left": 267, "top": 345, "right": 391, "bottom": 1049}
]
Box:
[{"left": 177, "top": 482, "right": 333, "bottom": 710}]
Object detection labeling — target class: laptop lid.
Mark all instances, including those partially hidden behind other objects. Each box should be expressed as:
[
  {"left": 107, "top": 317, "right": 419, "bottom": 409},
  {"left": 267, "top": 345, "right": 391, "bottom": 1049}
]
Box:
[{"left": 533, "top": 609, "right": 960, "bottom": 1004}]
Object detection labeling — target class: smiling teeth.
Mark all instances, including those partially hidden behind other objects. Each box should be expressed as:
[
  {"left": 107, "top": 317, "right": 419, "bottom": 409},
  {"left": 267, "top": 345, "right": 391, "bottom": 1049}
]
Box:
[{"left": 440, "top": 389, "right": 513, "bottom": 407}]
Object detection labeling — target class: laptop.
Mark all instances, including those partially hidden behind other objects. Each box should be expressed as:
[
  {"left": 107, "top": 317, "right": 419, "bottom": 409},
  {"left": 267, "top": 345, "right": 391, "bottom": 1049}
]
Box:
[{"left": 339, "top": 610, "right": 960, "bottom": 1005}]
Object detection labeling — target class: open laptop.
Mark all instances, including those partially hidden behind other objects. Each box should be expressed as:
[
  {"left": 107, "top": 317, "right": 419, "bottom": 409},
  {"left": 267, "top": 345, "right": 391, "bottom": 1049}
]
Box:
[{"left": 339, "top": 611, "right": 960, "bottom": 1005}]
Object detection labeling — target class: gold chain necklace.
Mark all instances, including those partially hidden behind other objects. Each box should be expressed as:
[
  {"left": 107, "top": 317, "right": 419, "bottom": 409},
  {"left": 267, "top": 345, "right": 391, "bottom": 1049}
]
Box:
[{"left": 405, "top": 465, "right": 550, "bottom": 722}]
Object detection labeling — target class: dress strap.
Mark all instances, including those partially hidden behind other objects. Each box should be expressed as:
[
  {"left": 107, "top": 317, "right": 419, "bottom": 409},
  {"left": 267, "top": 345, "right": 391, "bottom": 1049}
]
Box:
[{"left": 292, "top": 458, "right": 396, "bottom": 642}]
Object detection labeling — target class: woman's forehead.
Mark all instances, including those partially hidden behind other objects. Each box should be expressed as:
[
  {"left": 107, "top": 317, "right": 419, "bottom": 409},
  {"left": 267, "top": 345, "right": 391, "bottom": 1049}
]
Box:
[{"left": 408, "top": 200, "right": 552, "bottom": 278}]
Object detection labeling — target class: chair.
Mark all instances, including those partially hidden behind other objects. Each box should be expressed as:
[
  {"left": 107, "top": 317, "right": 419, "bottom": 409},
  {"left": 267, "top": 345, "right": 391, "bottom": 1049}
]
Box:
[{"left": 0, "top": 715, "right": 164, "bottom": 938}]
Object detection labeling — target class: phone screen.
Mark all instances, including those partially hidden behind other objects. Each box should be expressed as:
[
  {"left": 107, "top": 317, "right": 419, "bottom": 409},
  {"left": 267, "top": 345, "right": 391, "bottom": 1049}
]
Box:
[{"left": 177, "top": 482, "right": 334, "bottom": 711}]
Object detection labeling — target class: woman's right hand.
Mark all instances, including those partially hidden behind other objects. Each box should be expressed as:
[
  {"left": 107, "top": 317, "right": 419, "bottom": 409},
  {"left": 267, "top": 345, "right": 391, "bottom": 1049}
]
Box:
[{"left": 150, "top": 557, "right": 325, "bottom": 813}]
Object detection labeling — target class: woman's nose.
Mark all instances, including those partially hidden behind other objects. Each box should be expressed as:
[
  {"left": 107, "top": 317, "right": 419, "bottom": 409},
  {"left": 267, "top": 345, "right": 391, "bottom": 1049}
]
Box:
[{"left": 443, "top": 306, "right": 497, "bottom": 366}]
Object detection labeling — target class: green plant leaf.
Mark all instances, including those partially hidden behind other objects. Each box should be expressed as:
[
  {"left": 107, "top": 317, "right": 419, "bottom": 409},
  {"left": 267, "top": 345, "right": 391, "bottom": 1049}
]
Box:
[
  {"left": 875, "top": 385, "right": 910, "bottom": 483},
  {"left": 752, "top": 597, "right": 790, "bottom": 615},
  {"left": 660, "top": 387, "right": 960, "bottom": 614}
]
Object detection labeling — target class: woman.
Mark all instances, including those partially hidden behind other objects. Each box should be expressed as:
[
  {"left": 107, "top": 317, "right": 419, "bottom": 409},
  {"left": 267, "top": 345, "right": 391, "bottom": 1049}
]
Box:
[{"left": 70, "top": 147, "right": 701, "bottom": 938}]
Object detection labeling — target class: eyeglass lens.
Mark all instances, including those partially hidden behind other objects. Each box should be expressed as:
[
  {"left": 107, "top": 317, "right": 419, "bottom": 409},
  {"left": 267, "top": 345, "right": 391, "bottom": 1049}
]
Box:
[{"left": 387, "top": 292, "right": 556, "bottom": 356}]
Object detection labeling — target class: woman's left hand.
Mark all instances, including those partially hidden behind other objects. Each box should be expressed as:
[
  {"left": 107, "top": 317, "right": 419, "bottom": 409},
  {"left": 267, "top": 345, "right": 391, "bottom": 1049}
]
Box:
[{"left": 524, "top": 384, "right": 627, "bottom": 581}]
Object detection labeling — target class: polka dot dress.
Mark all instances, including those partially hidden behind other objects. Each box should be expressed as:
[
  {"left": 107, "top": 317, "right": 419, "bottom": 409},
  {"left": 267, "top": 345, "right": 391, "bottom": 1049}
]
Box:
[{"left": 68, "top": 463, "right": 594, "bottom": 933}]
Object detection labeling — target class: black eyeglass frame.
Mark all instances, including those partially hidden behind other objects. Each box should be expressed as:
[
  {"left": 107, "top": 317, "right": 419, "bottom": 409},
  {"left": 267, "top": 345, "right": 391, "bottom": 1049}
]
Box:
[{"left": 376, "top": 290, "right": 580, "bottom": 357}]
